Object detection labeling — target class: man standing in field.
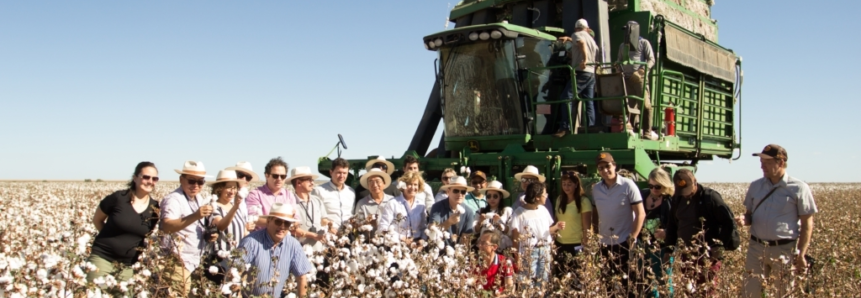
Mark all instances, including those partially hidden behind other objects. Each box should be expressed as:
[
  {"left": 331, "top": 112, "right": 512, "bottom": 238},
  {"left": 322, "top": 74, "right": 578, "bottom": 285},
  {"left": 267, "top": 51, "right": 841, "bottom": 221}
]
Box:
[
  {"left": 159, "top": 160, "right": 213, "bottom": 296},
  {"left": 246, "top": 157, "right": 297, "bottom": 230},
  {"left": 313, "top": 158, "right": 356, "bottom": 234},
  {"left": 591, "top": 152, "right": 645, "bottom": 297},
  {"left": 664, "top": 169, "right": 740, "bottom": 296},
  {"left": 429, "top": 176, "right": 477, "bottom": 247},
  {"left": 736, "top": 144, "right": 817, "bottom": 298}
]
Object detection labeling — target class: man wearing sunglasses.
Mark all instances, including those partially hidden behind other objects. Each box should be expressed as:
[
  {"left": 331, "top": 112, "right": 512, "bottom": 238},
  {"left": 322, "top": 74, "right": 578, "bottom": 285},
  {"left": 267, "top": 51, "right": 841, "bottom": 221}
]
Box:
[
  {"left": 429, "top": 176, "right": 477, "bottom": 246},
  {"left": 434, "top": 168, "right": 457, "bottom": 204},
  {"left": 159, "top": 160, "right": 214, "bottom": 296},
  {"left": 463, "top": 171, "right": 488, "bottom": 212},
  {"left": 239, "top": 203, "right": 311, "bottom": 297},
  {"left": 663, "top": 169, "right": 739, "bottom": 296},
  {"left": 247, "top": 157, "right": 298, "bottom": 230}
]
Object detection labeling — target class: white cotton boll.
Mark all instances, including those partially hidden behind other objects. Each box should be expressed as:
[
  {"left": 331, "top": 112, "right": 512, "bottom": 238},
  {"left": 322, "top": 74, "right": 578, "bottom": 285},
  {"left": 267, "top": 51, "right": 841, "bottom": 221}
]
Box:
[
  {"left": 92, "top": 276, "right": 105, "bottom": 286},
  {"left": 217, "top": 250, "right": 229, "bottom": 259},
  {"left": 456, "top": 205, "right": 465, "bottom": 214},
  {"left": 445, "top": 246, "right": 455, "bottom": 257},
  {"left": 208, "top": 266, "right": 218, "bottom": 275},
  {"left": 35, "top": 269, "right": 47, "bottom": 280},
  {"left": 137, "top": 290, "right": 149, "bottom": 298},
  {"left": 358, "top": 283, "right": 366, "bottom": 293},
  {"left": 119, "top": 281, "right": 129, "bottom": 292},
  {"left": 141, "top": 269, "right": 151, "bottom": 277},
  {"left": 359, "top": 225, "right": 374, "bottom": 232},
  {"left": 285, "top": 293, "right": 297, "bottom": 298},
  {"left": 0, "top": 274, "right": 13, "bottom": 284},
  {"left": 221, "top": 283, "right": 233, "bottom": 295}
]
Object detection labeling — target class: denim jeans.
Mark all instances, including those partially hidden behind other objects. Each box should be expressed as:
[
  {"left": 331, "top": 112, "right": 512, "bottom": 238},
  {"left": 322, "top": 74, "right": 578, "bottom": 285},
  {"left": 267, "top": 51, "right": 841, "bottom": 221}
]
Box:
[
  {"left": 559, "top": 71, "right": 596, "bottom": 130},
  {"left": 519, "top": 245, "right": 551, "bottom": 284}
]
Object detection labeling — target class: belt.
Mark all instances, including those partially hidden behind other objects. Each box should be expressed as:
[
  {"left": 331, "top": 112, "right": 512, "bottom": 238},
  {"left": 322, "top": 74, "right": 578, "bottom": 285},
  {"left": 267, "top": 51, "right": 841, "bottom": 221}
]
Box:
[{"left": 750, "top": 235, "right": 796, "bottom": 246}]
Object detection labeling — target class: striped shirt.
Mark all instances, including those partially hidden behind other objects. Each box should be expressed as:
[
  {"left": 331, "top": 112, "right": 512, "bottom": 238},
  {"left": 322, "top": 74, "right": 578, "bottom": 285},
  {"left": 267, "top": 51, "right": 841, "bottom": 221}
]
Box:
[
  {"left": 213, "top": 201, "right": 248, "bottom": 249},
  {"left": 239, "top": 229, "right": 312, "bottom": 297}
]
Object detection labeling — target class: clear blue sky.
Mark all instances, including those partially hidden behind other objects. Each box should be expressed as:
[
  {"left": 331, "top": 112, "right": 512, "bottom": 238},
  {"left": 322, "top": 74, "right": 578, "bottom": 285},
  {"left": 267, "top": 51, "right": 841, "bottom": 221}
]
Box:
[{"left": 1, "top": 1, "right": 857, "bottom": 182}]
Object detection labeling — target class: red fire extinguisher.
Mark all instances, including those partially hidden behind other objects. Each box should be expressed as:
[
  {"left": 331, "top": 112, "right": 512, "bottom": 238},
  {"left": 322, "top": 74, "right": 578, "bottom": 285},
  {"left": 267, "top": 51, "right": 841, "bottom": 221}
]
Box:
[{"left": 664, "top": 104, "right": 676, "bottom": 136}]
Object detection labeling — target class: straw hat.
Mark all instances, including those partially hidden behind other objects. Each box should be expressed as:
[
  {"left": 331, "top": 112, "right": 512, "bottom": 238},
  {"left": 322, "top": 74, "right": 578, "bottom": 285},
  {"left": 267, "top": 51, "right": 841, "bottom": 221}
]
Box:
[
  {"left": 207, "top": 169, "right": 243, "bottom": 185},
  {"left": 286, "top": 166, "right": 319, "bottom": 183},
  {"left": 174, "top": 161, "right": 212, "bottom": 178},
  {"left": 364, "top": 156, "right": 395, "bottom": 175},
  {"left": 440, "top": 176, "right": 475, "bottom": 192},
  {"left": 479, "top": 180, "right": 510, "bottom": 198},
  {"left": 226, "top": 161, "right": 259, "bottom": 181},
  {"left": 514, "top": 165, "right": 546, "bottom": 182},
  {"left": 264, "top": 203, "right": 297, "bottom": 222},
  {"left": 360, "top": 168, "right": 392, "bottom": 189}
]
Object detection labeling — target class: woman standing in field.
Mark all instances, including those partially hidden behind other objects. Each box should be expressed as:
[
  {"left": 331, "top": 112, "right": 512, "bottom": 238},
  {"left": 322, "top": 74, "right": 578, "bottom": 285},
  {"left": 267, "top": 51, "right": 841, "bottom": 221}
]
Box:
[
  {"left": 553, "top": 171, "right": 593, "bottom": 279},
  {"left": 379, "top": 171, "right": 428, "bottom": 243},
  {"left": 476, "top": 180, "right": 514, "bottom": 251},
  {"left": 640, "top": 167, "right": 675, "bottom": 297},
  {"left": 209, "top": 169, "right": 253, "bottom": 250},
  {"left": 87, "top": 162, "right": 160, "bottom": 283},
  {"left": 510, "top": 182, "right": 565, "bottom": 284}
]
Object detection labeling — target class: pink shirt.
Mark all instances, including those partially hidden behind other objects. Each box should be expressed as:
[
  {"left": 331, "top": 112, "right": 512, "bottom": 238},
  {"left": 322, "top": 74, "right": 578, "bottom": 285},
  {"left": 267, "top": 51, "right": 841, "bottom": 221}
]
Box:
[{"left": 246, "top": 185, "right": 297, "bottom": 229}]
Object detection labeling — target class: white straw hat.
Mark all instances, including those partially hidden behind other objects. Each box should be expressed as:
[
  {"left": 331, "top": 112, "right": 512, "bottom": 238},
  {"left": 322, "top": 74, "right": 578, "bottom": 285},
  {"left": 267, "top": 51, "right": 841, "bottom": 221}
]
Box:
[
  {"left": 360, "top": 168, "right": 392, "bottom": 189},
  {"left": 286, "top": 166, "right": 319, "bottom": 183},
  {"left": 226, "top": 161, "right": 259, "bottom": 181},
  {"left": 364, "top": 156, "right": 395, "bottom": 175},
  {"left": 264, "top": 203, "right": 297, "bottom": 222},
  {"left": 174, "top": 161, "right": 212, "bottom": 178},
  {"left": 440, "top": 176, "right": 475, "bottom": 192},
  {"left": 514, "top": 165, "right": 546, "bottom": 182},
  {"left": 207, "top": 169, "right": 243, "bottom": 185},
  {"left": 479, "top": 180, "right": 510, "bottom": 198}
]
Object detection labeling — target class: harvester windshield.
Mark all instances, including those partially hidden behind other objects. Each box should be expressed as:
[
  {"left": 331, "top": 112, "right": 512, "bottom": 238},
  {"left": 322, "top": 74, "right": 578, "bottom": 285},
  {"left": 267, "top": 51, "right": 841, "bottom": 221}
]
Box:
[{"left": 440, "top": 40, "right": 523, "bottom": 137}]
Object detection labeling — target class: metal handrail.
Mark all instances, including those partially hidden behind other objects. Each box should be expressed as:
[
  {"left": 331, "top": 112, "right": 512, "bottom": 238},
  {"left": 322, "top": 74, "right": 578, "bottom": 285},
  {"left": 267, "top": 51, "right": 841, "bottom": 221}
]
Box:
[{"left": 525, "top": 63, "right": 647, "bottom": 136}]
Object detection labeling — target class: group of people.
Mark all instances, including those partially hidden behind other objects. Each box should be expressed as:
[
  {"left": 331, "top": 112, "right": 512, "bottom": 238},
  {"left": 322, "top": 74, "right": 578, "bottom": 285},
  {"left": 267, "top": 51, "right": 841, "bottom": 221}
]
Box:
[
  {"left": 85, "top": 143, "right": 816, "bottom": 297},
  {"left": 554, "top": 18, "right": 657, "bottom": 140}
]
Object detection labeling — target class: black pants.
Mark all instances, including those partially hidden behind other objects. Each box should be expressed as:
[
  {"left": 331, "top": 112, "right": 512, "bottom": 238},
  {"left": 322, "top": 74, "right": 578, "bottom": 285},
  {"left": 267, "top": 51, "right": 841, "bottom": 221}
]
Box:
[
  {"left": 554, "top": 241, "right": 582, "bottom": 279},
  {"left": 600, "top": 243, "right": 636, "bottom": 298}
]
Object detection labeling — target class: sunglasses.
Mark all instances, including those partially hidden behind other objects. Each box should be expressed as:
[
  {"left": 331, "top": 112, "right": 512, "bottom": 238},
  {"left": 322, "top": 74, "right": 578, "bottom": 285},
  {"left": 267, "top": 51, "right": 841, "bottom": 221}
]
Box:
[
  {"left": 139, "top": 175, "right": 159, "bottom": 182},
  {"left": 520, "top": 178, "right": 537, "bottom": 183},
  {"left": 442, "top": 175, "right": 454, "bottom": 181},
  {"left": 648, "top": 184, "right": 663, "bottom": 190},
  {"left": 449, "top": 188, "right": 467, "bottom": 195},
  {"left": 562, "top": 171, "right": 578, "bottom": 177},
  {"left": 269, "top": 174, "right": 287, "bottom": 180},
  {"left": 272, "top": 218, "right": 292, "bottom": 227},
  {"left": 236, "top": 172, "right": 252, "bottom": 181},
  {"left": 487, "top": 193, "right": 500, "bottom": 199},
  {"left": 186, "top": 179, "right": 205, "bottom": 186}
]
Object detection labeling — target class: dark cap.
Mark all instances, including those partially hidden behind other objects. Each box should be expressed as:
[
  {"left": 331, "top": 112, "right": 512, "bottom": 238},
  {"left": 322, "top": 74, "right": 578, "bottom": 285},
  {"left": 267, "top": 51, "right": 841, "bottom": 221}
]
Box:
[
  {"left": 596, "top": 152, "right": 615, "bottom": 164},
  {"left": 752, "top": 144, "right": 787, "bottom": 161},
  {"left": 470, "top": 170, "right": 487, "bottom": 181},
  {"left": 673, "top": 169, "right": 696, "bottom": 196}
]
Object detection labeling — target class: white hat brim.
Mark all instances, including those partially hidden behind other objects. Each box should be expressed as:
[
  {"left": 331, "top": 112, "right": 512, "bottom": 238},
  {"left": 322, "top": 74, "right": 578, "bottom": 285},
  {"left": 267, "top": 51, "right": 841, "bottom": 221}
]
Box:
[
  {"left": 364, "top": 159, "right": 395, "bottom": 175},
  {"left": 263, "top": 214, "right": 297, "bottom": 222},
  {"left": 479, "top": 188, "right": 510, "bottom": 198},
  {"left": 207, "top": 179, "right": 243, "bottom": 186},
  {"left": 225, "top": 167, "right": 259, "bottom": 181},
  {"left": 286, "top": 173, "right": 319, "bottom": 183},
  {"left": 360, "top": 171, "right": 392, "bottom": 189},
  {"left": 514, "top": 172, "right": 546, "bottom": 183},
  {"left": 439, "top": 184, "right": 476, "bottom": 192},
  {"left": 174, "top": 169, "right": 213, "bottom": 178}
]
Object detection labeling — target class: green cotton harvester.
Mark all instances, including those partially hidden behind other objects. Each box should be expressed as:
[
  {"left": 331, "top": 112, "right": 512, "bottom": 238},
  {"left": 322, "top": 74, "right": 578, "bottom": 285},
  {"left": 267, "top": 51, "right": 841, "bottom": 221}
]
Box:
[{"left": 319, "top": 0, "right": 743, "bottom": 203}]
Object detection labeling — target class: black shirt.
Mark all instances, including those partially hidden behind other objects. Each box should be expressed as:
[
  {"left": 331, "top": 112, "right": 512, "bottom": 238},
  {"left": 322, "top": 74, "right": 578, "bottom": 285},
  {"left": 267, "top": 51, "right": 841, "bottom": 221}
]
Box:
[{"left": 90, "top": 190, "right": 159, "bottom": 265}]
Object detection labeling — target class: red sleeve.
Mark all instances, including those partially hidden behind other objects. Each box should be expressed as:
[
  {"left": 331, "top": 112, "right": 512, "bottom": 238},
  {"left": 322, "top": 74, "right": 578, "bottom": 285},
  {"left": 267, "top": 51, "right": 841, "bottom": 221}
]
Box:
[{"left": 499, "top": 255, "right": 514, "bottom": 277}]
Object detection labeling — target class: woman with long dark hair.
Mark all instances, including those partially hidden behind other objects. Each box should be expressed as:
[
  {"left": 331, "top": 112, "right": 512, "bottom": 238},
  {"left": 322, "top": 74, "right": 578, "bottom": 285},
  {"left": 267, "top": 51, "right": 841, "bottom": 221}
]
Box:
[
  {"left": 510, "top": 182, "right": 565, "bottom": 284},
  {"left": 476, "top": 180, "right": 514, "bottom": 251},
  {"left": 553, "top": 171, "right": 593, "bottom": 277},
  {"left": 88, "top": 162, "right": 160, "bottom": 283}
]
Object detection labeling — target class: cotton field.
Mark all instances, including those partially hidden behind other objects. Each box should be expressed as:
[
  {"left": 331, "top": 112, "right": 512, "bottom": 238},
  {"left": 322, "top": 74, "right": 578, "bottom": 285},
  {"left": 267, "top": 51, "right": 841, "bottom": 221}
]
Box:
[{"left": 0, "top": 181, "right": 858, "bottom": 297}]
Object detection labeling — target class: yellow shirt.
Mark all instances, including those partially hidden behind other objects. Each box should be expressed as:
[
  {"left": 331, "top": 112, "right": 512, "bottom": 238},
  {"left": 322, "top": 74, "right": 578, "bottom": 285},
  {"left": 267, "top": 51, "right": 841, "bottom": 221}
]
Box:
[{"left": 555, "top": 196, "right": 593, "bottom": 244}]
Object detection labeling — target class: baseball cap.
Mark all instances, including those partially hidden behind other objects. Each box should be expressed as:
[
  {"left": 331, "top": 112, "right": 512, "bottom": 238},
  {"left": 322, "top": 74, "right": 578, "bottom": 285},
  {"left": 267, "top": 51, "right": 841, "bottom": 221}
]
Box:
[
  {"left": 470, "top": 170, "right": 487, "bottom": 181},
  {"left": 673, "top": 169, "right": 696, "bottom": 196},
  {"left": 752, "top": 144, "right": 787, "bottom": 161},
  {"left": 575, "top": 19, "right": 589, "bottom": 29},
  {"left": 596, "top": 152, "right": 615, "bottom": 164}
]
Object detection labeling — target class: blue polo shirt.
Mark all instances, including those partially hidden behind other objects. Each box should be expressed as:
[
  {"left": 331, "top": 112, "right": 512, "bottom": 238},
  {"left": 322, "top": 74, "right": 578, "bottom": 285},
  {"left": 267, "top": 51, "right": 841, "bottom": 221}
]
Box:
[{"left": 592, "top": 176, "right": 643, "bottom": 245}]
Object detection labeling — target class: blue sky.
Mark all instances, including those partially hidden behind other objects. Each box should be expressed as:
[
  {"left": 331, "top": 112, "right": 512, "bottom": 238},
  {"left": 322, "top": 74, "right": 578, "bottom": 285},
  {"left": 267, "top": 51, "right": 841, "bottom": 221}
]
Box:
[{"left": 0, "top": 1, "right": 857, "bottom": 182}]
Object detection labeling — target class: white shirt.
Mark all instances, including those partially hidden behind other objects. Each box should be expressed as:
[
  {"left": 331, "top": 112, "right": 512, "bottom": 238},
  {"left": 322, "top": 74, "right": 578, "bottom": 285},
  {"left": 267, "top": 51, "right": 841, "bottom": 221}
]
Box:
[
  {"left": 434, "top": 191, "right": 448, "bottom": 204},
  {"left": 509, "top": 205, "right": 554, "bottom": 248},
  {"left": 378, "top": 195, "right": 428, "bottom": 240},
  {"left": 415, "top": 182, "right": 435, "bottom": 210},
  {"left": 312, "top": 181, "right": 356, "bottom": 230},
  {"left": 160, "top": 188, "right": 212, "bottom": 271}
]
